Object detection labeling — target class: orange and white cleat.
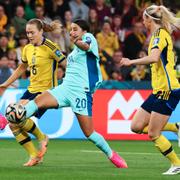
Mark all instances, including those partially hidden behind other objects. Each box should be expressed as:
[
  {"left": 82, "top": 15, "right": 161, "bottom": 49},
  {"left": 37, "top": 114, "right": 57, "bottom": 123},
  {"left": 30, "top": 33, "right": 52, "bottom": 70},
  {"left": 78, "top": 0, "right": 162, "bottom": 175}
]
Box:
[
  {"left": 23, "top": 157, "right": 42, "bottom": 167},
  {"left": 38, "top": 135, "right": 49, "bottom": 159}
]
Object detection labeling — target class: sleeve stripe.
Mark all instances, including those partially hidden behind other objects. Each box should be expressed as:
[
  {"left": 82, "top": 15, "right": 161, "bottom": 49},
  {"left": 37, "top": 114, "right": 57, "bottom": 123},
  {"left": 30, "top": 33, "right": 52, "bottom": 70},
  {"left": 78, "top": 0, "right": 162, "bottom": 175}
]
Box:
[
  {"left": 59, "top": 56, "right": 66, "bottom": 63},
  {"left": 44, "top": 40, "right": 56, "bottom": 51},
  {"left": 21, "top": 59, "right": 27, "bottom": 63},
  {"left": 151, "top": 46, "right": 159, "bottom": 50}
]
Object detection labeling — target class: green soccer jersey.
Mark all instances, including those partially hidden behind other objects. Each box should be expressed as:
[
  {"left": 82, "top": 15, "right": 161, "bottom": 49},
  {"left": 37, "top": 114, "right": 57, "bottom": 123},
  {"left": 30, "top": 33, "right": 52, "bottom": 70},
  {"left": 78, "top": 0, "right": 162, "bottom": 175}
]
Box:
[{"left": 64, "top": 33, "right": 102, "bottom": 93}]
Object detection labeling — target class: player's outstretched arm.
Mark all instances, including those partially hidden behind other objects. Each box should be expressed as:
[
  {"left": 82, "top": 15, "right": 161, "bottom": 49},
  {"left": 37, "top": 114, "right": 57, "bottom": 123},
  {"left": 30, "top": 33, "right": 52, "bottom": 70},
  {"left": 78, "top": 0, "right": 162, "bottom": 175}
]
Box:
[
  {"left": 120, "top": 48, "right": 161, "bottom": 67},
  {"left": 0, "top": 63, "right": 28, "bottom": 88}
]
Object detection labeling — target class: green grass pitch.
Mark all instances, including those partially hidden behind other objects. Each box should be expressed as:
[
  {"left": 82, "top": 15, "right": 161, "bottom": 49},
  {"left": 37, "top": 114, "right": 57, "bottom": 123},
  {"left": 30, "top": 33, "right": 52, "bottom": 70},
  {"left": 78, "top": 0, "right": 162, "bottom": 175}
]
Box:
[{"left": 0, "top": 139, "right": 180, "bottom": 180}]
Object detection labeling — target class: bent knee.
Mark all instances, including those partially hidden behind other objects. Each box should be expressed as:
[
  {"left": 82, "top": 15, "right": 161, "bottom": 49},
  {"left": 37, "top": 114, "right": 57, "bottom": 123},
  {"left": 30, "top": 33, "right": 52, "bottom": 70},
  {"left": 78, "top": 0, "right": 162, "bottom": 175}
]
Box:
[{"left": 131, "top": 124, "right": 143, "bottom": 134}]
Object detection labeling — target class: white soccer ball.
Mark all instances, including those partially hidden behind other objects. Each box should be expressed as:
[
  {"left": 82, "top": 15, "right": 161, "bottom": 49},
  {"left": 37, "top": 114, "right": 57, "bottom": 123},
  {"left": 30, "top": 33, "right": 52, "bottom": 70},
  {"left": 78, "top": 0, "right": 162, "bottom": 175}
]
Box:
[{"left": 5, "top": 103, "right": 26, "bottom": 123}]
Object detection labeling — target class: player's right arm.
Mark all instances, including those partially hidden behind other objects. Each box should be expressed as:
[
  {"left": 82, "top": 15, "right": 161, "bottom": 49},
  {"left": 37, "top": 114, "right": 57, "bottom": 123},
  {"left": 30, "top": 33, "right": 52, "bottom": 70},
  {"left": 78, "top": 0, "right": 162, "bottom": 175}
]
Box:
[{"left": 0, "top": 63, "right": 28, "bottom": 88}]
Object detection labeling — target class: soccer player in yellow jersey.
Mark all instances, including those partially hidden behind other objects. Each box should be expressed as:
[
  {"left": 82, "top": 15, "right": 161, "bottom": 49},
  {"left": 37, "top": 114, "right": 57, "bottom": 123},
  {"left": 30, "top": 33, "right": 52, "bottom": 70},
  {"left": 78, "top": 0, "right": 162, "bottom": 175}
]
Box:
[
  {"left": 0, "top": 18, "right": 65, "bottom": 166},
  {"left": 120, "top": 5, "right": 180, "bottom": 175}
]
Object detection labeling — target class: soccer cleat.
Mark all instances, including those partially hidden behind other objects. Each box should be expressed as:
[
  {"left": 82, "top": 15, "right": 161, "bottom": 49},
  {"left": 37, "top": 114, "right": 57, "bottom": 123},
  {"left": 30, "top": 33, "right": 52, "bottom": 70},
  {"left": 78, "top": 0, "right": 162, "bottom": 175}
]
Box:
[
  {"left": 23, "top": 157, "right": 42, "bottom": 167},
  {"left": 162, "top": 165, "right": 180, "bottom": 175},
  {"left": 175, "top": 122, "right": 180, "bottom": 147},
  {"left": 38, "top": 135, "right": 49, "bottom": 158},
  {"left": 0, "top": 113, "right": 8, "bottom": 130},
  {"left": 109, "top": 151, "right": 128, "bottom": 168}
]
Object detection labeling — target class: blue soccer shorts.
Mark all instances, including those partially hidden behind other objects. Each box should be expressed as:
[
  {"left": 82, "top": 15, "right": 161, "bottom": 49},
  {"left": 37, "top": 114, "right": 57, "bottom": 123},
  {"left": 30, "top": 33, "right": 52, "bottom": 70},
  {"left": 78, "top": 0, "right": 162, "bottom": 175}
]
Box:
[{"left": 141, "top": 89, "right": 180, "bottom": 116}]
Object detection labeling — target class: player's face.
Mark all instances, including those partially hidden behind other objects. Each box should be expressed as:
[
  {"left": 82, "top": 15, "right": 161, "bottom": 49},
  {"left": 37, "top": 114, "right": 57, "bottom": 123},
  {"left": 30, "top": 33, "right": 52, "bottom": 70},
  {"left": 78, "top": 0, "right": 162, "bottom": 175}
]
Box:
[
  {"left": 143, "top": 15, "right": 151, "bottom": 30},
  {"left": 70, "top": 23, "right": 84, "bottom": 40},
  {"left": 26, "top": 24, "right": 43, "bottom": 45}
]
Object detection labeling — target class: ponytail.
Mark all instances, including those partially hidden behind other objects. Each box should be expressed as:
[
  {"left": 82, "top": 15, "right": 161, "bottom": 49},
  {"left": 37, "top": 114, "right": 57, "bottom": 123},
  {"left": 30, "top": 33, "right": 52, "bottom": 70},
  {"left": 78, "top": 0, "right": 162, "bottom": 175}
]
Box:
[
  {"left": 160, "top": 5, "right": 180, "bottom": 33},
  {"left": 27, "top": 18, "right": 62, "bottom": 32},
  {"left": 43, "top": 20, "right": 63, "bottom": 32},
  {"left": 144, "top": 5, "right": 180, "bottom": 34}
]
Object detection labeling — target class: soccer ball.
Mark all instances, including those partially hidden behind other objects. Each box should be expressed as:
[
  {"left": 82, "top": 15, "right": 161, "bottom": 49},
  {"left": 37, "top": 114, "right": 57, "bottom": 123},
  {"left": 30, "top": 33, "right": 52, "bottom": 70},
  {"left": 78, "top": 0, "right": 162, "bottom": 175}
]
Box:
[{"left": 5, "top": 103, "right": 26, "bottom": 123}]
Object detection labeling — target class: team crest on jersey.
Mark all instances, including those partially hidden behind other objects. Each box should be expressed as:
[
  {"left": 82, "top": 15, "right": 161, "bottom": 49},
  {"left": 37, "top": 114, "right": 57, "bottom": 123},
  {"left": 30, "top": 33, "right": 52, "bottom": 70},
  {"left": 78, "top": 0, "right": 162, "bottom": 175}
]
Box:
[
  {"left": 55, "top": 50, "right": 61, "bottom": 57},
  {"left": 153, "top": 38, "right": 160, "bottom": 46},
  {"left": 85, "top": 37, "right": 92, "bottom": 45}
]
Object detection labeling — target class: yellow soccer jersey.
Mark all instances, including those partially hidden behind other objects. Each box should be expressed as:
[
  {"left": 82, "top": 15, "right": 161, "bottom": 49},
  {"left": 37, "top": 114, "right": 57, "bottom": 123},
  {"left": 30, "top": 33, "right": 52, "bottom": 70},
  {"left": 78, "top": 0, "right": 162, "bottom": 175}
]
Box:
[
  {"left": 148, "top": 28, "right": 180, "bottom": 93},
  {"left": 22, "top": 38, "right": 65, "bottom": 93}
]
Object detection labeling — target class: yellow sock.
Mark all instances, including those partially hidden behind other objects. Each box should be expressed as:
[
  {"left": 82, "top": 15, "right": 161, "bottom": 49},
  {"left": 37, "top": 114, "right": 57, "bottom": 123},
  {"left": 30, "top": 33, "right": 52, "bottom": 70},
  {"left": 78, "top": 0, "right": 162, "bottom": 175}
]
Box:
[
  {"left": 153, "top": 135, "right": 180, "bottom": 165},
  {"left": 142, "top": 126, "right": 148, "bottom": 134},
  {"left": 20, "top": 118, "right": 45, "bottom": 141},
  {"left": 163, "top": 123, "right": 178, "bottom": 132},
  {"left": 142, "top": 123, "right": 178, "bottom": 134},
  {"left": 10, "top": 124, "right": 38, "bottom": 158}
]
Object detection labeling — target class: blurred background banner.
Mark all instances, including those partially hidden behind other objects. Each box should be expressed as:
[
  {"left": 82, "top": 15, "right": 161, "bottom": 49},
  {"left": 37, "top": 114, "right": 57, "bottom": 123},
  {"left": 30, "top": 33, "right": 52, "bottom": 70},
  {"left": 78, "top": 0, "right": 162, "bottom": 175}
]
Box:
[{"left": 0, "top": 88, "right": 180, "bottom": 140}]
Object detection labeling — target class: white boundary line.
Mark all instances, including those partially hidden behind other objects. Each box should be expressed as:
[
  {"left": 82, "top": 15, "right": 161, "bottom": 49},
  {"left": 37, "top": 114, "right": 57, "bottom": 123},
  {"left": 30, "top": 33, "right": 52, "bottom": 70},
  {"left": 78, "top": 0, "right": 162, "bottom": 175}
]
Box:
[{"left": 81, "top": 150, "right": 161, "bottom": 155}]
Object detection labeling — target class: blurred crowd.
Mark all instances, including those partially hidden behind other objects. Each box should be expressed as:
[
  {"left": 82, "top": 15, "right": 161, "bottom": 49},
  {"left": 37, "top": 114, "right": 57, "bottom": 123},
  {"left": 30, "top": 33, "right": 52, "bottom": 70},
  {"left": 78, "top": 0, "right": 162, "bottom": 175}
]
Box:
[{"left": 0, "top": 0, "right": 179, "bottom": 86}]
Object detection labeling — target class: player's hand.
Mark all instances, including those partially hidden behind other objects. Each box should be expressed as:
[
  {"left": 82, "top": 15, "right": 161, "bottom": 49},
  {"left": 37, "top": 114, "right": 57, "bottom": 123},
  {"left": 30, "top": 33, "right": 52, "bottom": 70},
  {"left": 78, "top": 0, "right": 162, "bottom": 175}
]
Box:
[
  {"left": 70, "top": 32, "right": 81, "bottom": 43},
  {"left": 120, "top": 58, "right": 132, "bottom": 67},
  {"left": 0, "top": 83, "right": 8, "bottom": 90}
]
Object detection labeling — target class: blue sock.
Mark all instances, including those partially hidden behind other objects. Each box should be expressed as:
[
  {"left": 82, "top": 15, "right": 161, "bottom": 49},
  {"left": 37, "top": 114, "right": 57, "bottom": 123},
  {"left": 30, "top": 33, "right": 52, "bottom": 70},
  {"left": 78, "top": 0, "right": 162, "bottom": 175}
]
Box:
[
  {"left": 88, "top": 131, "right": 113, "bottom": 158},
  {"left": 25, "top": 100, "right": 38, "bottom": 118}
]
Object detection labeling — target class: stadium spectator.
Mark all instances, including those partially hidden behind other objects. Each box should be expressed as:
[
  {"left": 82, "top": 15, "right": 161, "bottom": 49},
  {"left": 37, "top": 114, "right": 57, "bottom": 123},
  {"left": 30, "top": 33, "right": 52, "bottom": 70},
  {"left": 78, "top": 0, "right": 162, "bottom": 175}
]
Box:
[
  {"left": 0, "top": 0, "right": 20, "bottom": 21},
  {"left": 7, "top": 26, "right": 17, "bottom": 49},
  {"left": 23, "top": 0, "right": 36, "bottom": 20},
  {"left": 91, "top": 0, "right": 111, "bottom": 24},
  {"left": 120, "top": 5, "right": 180, "bottom": 175},
  {"left": 130, "top": 64, "right": 150, "bottom": 81},
  {"left": 88, "top": 8, "right": 100, "bottom": 35},
  {"left": 64, "top": 10, "right": 73, "bottom": 32},
  {"left": 11, "top": 5, "right": 27, "bottom": 38},
  {"left": 0, "top": 56, "right": 11, "bottom": 84},
  {"left": 0, "top": 35, "right": 9, "bottom": 58},
  {"left": 96, "top": 20, "right": 119, "bottom": 57},
  {"left": 130, "top": 49, "right": 150, "bottom": 81},
  {"left": 106, "top": 50, "right": 132, "bottom": 81},
  {"left": 0, "top": 5, "right": 8, "bottom": 34},
  {"left": 35, "top": 5, "right": 52, "bottom": 24},
  {"left": 114, "top": 0, "right": 138, "bottom": 29},
  {"left": 16, "top": 33, "right": 28, "bottom": 64},
  {"left": 45, "top": 0, "right": 70, "bottom": 21},
  {"left": 7, "top": 49, "right": 18, "bottom": 62},
  {"left": 123, "top": 21, "right": 146, "bottom": 59},
  {"left": 111, "top": 15, "right": 128, "bottom": 43},
  {"left": 69, "top": 0, "right": 89, "bottom": 21}
]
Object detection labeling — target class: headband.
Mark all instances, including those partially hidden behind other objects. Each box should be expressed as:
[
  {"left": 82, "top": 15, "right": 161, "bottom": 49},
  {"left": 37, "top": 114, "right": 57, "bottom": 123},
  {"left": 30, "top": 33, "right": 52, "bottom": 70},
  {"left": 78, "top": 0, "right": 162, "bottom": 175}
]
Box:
[{"left": 144, "top": 10, "right": 161, "bottom": 21}]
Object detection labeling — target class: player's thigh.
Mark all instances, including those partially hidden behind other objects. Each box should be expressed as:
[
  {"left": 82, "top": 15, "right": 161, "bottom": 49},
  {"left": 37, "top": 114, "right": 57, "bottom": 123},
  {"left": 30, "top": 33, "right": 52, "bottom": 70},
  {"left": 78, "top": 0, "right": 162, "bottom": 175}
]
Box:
[
  {"left": 34, "top": 91, "right": 59, "bottom": 109},
  {"left": 131, "top": 107, "right": 150, "bottom": 133},
  {"left": 76, "top": 113, "right": 94, "bottom": 137},
  {"left": 148, "top": 112, "right": 169, "bottom": 139},
  {"left": 45, "top": 84, "right": 70, "bottom": 108}
]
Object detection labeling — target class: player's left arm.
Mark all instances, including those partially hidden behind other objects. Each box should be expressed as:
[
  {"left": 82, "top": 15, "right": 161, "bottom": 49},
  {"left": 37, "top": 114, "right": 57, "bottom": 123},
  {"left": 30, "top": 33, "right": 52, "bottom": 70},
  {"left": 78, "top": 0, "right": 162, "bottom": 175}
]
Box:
[
  {"left": 73, "top": 35, "right": 92, "bottom": 51},
  {"left": 51, "top": 45, "right": 66, "bottom": 64}
]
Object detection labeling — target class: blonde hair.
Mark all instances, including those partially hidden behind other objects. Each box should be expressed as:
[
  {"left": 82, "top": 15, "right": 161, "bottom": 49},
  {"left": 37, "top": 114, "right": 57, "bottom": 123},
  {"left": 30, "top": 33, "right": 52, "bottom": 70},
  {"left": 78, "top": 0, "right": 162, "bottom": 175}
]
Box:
[{"left": 144, "top": 5, "right": 180, "bottom": 34}]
